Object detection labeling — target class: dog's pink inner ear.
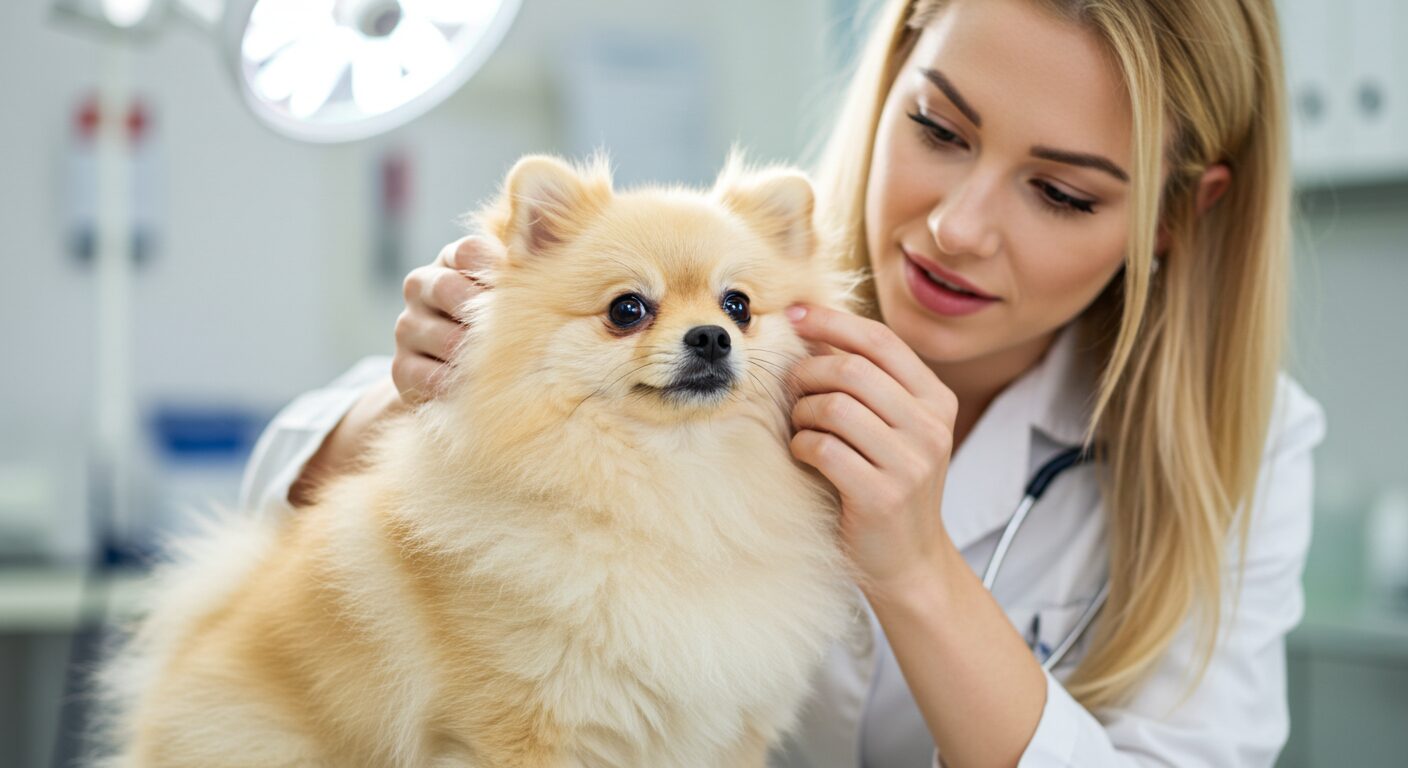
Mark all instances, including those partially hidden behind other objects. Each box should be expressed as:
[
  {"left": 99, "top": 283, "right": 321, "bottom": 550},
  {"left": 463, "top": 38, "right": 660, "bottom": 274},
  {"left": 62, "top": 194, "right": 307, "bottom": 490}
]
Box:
[
  {"left": 718, "top": 170, "right": 817, "bottom": 262},
  {"left": 501, "top": 156, "right": 609, "bottom": 260}
]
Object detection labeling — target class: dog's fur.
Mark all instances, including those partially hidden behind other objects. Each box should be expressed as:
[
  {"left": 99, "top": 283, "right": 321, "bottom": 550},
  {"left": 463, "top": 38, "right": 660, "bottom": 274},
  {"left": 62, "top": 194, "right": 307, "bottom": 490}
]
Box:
[{"left": 91, "top": 153, "right": 857, "bottom": 767}]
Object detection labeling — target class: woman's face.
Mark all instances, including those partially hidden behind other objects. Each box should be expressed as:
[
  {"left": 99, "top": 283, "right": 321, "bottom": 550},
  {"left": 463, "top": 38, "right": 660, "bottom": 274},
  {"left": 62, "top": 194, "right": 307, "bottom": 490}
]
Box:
[{"left": 866, "top": 0, "right": 1135, "bottom": 371}]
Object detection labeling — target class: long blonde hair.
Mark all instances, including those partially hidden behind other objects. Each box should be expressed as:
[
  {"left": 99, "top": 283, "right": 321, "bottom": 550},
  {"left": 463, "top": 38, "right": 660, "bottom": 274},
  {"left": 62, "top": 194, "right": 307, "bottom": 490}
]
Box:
[{"left": 810, "top": 0, "right": 1291, "bottom": 709}]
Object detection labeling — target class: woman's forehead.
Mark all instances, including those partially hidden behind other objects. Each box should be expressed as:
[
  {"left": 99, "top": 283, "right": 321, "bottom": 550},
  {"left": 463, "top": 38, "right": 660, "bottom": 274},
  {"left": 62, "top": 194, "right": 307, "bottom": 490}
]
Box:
[{"left": 906, "top": 0, "right": 1132, "bottom": 170}]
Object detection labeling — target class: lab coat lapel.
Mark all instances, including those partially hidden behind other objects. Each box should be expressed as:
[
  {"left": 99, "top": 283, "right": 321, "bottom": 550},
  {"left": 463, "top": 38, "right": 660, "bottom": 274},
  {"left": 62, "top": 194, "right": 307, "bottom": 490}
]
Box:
[
  {"left": 942, "top": 381, "right": 1035, "bottom": 554},
  {"left": 941, "top": 325, "right": 1092, "bottom": 553}
]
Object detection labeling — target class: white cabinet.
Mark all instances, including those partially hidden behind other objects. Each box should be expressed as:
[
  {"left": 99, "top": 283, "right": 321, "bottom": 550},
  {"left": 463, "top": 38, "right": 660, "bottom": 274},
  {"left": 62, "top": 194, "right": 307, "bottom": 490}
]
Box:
[{"left": 1279, "top": 0, "right": 1408, "bottom": 187}]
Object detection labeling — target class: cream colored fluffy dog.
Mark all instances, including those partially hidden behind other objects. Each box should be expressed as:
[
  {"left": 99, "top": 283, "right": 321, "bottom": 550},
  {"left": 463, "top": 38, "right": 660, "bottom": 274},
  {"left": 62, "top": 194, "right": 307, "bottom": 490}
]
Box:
[{"left": 93, "top": 153, "right": 857, "bottom": 767}]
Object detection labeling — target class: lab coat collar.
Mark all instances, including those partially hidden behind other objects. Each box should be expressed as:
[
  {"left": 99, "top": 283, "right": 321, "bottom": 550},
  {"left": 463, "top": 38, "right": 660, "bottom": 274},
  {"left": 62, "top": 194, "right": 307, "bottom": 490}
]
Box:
[{"left": 941, "top": 323, "right": 1097, "bottom": 553}]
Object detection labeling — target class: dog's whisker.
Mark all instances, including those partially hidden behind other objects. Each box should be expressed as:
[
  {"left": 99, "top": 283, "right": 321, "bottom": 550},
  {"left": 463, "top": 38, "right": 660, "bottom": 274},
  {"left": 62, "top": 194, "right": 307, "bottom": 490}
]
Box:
[
  {"left": 748, "top": 364, "right": 797, "bottom": 400},
  {"left": 569, "top": 361, "right": 665, "bottom": 419},
  {"left": 748, "top": 347, "right": 802, "bottom": 364},
  {"left": 749, "top": 366, "right": 809, "bottom": 422},
  {"left": 748, "top": 346, "right": 798, "bottom": 358},
  {"left": 748, "top": 358, "right": 808, "bottom": 394},
  {"left": 601, "top": 361, "right": 661, "bottom": 392},
  {"left": 594, "top": 352, "right": 676, "bottom": 387},
  {"left": 750, "top": 361, "right": 811, "bottom": 396},
  {"left": 742, "top": 365, "right": 787, "bottom": 413}
]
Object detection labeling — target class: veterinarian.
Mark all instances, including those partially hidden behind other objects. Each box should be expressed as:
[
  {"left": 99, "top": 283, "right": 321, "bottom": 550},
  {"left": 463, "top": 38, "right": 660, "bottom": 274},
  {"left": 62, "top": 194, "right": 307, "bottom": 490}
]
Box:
[{"left": 241, "top": 0, "right": 1324, "bottom": 765}]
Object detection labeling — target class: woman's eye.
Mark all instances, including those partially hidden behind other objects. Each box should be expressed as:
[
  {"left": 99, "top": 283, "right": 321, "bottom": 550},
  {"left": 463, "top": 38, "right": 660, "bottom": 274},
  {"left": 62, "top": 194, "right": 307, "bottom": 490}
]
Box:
[
  {"left": 906, "top": 110, "right": 967, "bottom": 150},
  {"left": 1033, "top": 181, "right": 1097, "bottom": 216},
  {"left": 721, "top": 291, "right": 751, "bottom": 326},
  {"left": 608, "top": 294, "right": 650, "bottom": 328}
]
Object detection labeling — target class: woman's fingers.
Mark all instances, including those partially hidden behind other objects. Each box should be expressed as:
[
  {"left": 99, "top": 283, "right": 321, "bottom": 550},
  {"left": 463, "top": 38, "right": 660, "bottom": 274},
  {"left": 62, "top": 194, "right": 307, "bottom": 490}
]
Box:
[
  {"left": 390, "top": 352, "right": 450, "bottom": 406},
  {"left": 790, "top": 428, "right": 881, "bottom": 499},
  {"left": 789, "top": 353, "right": 913, "bottom": 428},
  {"left": 407, "top": 236, "right": 504, "bottom": 320},
  {"left": 437, "top": 234, "right": 505, "bottom": 272},
  {"left": 437, "top": 235, "right": 504, "bottom": 301},
  {"left": 789, "top": 304, "right": 955, "bottom": 413},
  {"left": 391, "top": 307, "right": 460, "bottom": 404},
  {"left": 404, "top": 265, "right": 476, "bottom": 320},
  {"left": 391, "top": 237, "right": 504, "bottom": 405},
  {"left": 785, "top": 305, "right": 958, "bottom": 483},
  {"left": 394, "top": 307, "right": 463, "bottom": 363},
  {"left": 792, "top": 392, "right": 903, "bottom": 469}
]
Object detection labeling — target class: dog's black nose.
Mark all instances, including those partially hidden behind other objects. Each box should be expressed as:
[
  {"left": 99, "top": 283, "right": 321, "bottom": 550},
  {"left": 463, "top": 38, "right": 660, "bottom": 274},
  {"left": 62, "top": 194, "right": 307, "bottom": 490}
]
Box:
[{"left": 684, "top": 325, "right": 731, "bottom": 363}]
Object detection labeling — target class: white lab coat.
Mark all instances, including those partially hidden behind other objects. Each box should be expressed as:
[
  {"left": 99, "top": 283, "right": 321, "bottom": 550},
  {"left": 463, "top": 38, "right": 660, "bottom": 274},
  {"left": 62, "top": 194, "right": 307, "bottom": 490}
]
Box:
[{"left": 240, "top": 326, "right": 1326, "bottom": 768}]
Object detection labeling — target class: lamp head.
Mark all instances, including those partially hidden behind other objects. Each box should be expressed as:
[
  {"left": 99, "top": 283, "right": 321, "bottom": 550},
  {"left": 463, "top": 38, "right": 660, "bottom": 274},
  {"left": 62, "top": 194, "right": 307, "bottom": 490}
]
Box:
[{"left": 225, "top": 0, "right": 521, "bottom": 142}]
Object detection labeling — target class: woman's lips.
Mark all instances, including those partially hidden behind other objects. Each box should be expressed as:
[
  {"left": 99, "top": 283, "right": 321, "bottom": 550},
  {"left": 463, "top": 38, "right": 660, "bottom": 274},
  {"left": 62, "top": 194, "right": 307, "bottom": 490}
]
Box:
[{"left": 900, "top": 248, "right": 1000, "bottom": 317}]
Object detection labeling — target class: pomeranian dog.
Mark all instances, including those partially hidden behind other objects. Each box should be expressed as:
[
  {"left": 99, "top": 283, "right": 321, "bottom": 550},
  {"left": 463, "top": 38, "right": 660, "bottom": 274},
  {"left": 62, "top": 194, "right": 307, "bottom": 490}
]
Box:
[{"left": 90, "top": 152, "right": 858, "bottom": 767}]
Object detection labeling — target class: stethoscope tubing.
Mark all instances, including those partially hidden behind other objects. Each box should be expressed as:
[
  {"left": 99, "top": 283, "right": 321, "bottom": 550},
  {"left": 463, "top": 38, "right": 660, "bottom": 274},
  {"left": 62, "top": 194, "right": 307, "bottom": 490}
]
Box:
[
  {"left": 1044, "top": 581, "right": 1109, "bottom": 671},
  {"left": 979, "top": 444, "right": 1105, "bottom": 672}
]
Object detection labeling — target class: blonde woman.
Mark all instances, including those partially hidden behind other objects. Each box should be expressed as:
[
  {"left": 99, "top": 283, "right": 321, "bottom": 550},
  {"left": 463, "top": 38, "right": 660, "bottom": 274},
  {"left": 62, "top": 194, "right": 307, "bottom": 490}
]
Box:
[{"left": 241, "top": 0, "right": 1325, "bottom": 764}]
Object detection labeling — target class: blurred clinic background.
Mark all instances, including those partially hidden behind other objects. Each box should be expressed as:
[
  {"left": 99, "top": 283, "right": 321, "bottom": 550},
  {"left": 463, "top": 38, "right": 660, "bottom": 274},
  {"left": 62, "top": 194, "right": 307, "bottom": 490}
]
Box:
[{"left": 1, "top": 0, "right": 1406, "bottom": 765}]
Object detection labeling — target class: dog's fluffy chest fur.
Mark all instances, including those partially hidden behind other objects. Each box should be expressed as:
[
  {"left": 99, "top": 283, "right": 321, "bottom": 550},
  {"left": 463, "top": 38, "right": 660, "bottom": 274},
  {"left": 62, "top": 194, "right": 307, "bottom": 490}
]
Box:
[{"left": 353, "top": 415, "right": 854, "bottom": 765}]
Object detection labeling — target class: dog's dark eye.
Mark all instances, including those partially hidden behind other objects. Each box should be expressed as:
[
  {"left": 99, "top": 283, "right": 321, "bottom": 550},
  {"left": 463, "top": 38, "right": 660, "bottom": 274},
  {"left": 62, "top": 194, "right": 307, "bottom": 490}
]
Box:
[
  {"left": 608, "top": 294, "right": 649, "bottom": 328},
  {"left": 722, "top": 291, "right": 751, "bottom": 326}
]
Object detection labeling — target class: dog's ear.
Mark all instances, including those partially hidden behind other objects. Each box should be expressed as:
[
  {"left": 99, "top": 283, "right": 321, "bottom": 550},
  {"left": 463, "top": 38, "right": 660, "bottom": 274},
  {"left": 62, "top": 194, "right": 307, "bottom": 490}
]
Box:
[
  {"left": 493, "top": 154, "right": 612, "bottom": 261},
  {"left": 713, "top": 154, "right": 817, "bottom": 262}
]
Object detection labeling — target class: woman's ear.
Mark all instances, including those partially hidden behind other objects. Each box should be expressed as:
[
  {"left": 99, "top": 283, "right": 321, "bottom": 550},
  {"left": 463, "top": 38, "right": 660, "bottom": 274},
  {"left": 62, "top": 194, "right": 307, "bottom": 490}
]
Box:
[
  {"left": 1195, "top": 162, "right": 1232, "bottom": 216},
  {"left": 714, "top": 161, "right": 818, "bottom": 262},
  {"left": 1155, "top": 162, "right": 1232, "bottom": 254},
  {"left": 495, "top": 154, "right": 612, "bottom": 261}
]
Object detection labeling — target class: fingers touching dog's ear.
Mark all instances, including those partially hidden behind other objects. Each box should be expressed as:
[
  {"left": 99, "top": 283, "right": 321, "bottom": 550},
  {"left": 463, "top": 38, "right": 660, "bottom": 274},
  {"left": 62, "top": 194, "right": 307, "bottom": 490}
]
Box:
[
  {"left": 497, "top": 154, "right": 612, "bottom": 261},
  {"left": 714, "top": 158, "right": 818, "bottom": 262}
]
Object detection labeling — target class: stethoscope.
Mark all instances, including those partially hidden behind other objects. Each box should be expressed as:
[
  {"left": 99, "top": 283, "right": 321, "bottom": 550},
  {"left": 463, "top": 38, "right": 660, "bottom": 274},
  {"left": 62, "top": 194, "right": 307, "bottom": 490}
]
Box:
[{"left": 980, "top": 444, "right": 1109, "bottom": 672}]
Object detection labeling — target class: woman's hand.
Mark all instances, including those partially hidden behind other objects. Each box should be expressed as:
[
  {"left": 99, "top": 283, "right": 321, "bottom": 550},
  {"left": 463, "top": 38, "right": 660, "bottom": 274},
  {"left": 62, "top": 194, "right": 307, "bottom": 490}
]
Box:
[
  {"left": 784, "top": 304, "right": 959, "bottom": 600},
  {"left": 393, "top": 235, "right": 502, "bottom": 404},
  {"left": 288, "top": 236, "right": 500, "bottom": 506},
  {"left": 787, "top": 305, "right": 1051, "bottom": 767}
]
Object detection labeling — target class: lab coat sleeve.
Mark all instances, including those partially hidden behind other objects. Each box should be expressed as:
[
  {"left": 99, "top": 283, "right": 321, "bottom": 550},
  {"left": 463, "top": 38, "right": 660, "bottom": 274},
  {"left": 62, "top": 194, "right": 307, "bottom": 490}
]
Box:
[
  {"left": 237, "top": 356, "right": 393, "bottom": 518},
  {"left": 1014, "top": 375, "right": 1327, "bottom": 767}
]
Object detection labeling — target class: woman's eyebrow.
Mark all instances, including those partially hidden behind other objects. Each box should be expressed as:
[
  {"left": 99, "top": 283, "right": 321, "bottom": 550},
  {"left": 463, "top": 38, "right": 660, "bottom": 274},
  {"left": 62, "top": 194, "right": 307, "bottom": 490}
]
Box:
[
  {"left": 1029, "top": 146, "right": 1129, "bottom": 183},
  {"left": 918, "top": 66, "right": 1130, "bottom": 184},
  {"left": 918, "top": 67, "right": 982, "bottom": 127}
]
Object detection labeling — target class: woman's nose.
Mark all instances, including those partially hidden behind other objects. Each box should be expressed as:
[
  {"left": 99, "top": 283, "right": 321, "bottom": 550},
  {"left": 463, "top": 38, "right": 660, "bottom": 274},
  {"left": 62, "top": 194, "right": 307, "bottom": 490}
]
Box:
[{"left": 927, "top": 177, "right": 1002, "bottom": 259}]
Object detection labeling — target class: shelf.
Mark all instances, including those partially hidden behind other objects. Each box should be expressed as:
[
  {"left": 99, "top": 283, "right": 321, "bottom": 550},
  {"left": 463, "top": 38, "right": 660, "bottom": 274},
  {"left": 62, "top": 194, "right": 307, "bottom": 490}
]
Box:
[{"left": 0, "top": 566, "right": 147, "bottom": 633}]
